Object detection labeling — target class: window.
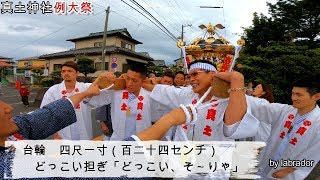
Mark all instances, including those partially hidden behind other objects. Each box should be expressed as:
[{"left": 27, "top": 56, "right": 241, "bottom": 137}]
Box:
[
  {"left": 121, "top": 41, "right": 126, "bottom": 48},
  {"left": 94, "top": 42, "right": 103, "bottom": 47},
  {"left": 95, "top": 62, "right": 109, "bottom": 71},
  {"left": 53, "top": 64, "right": 62, "bottom": 71},
  {"left": 121, "top": 41, "right": 133, "bottom": 50},
  {"left": 24, "top": 61, "right": 32, "bottom": 66},
  {"left": 125, "top": 44, "right": 132, "bottom": 50},
  {"left": 122, "top": 63, "right": 129, "bottom": 73}
]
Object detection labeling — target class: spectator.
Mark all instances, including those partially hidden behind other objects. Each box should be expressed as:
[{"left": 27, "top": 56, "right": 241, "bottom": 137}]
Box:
[
  {"left": 184, "top": 74, "right": 191, "bottom": 87},
  {"left": 245, "top": 81, "right": 254, "bottom": 95},
  {"left": 174, "top": 71, "right": 185, "bottom": 87},
  {"left": 148, "top": 73, "right": 156, "bottom": 79},
  {"left": 19, "top": 85, "right": 30, "bottom": 107},
  {"left": 252, "top": 83, "right": 275, "bottom": 103},
  {"left": 159, "top": 70, "right": 175, "bottom": 85}
]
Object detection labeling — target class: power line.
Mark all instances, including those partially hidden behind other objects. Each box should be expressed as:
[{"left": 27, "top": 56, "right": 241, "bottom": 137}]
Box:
[
  {"left": 165, "top": 0, "right": 198, "bottom": 35},
  {"left": 120, "top": 0, "right": 177, "bottom": 42},
  {"left": 91, "top": 1, "right": 111, "bottom": 10},
  {"left": 93, "top": 0, "right": 178, "bottom": 42},
  {"left": 172, "top": 0, "right": 200, "bottom": 35},
  {"left": 111, "top": 10, "right": 169, "bottom": 38},
  {"left": 129, "top": 0, "right": 178, "bottom": 41},
  {"left": 3, "top": 10, "right": 105, "bottom": 56},
  {"left": 172, "top": 0, "right": 193, "bottom": 25},
  {"left": 148, "top": 0, "right": 197, "bottom": 37},
  {"left": 166, "top": 0, "right": 188, "bottom": 26},
  {"left": 142, "top": 0, "right": 181, "bottom": 34}
]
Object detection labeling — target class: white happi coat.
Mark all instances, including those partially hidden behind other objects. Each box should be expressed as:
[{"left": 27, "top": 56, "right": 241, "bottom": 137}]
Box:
[
  {"left": 227, "top": 96, "right": 320, "bottom": 179},
  {"left": 40, "top": 81, "right": 93, "bottom": 140},
  {"left": 253, "top": 121, "right": 271, "bottom": 142},
  {"left": 87, "top": 88, "right": 154, "bottom": 140},
  {"left": 151, "top": 101, "right": 175, "bottom": 139},
  {"left": 150, "top": 84, "right": 258, "bottom": 141}
]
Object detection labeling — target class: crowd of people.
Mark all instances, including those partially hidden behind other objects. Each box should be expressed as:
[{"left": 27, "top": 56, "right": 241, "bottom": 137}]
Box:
[{"left": 0, "top": 60, "right": 319, "bottom": 179}]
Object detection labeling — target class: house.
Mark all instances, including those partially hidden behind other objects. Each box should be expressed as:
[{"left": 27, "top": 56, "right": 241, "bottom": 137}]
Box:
[
  {"left": 173, "top": 57, "right": 184, "bottom": 68},
  {"left": 149, "top": 60, "right": 167, "bottom": 67},
  {"left": 39, "top": 28, "right": 154, "bottom": 77},
  {"left": 17, "top": 57, "right": 49, "bottom": 76},
  {"left": 0, "top": 56, "right": 15, "bottom": 67},
  {"left": 138, "top": 52, "right": 151, "bottom": 57},
  {"left": 0, "top": 56, "right": 13, "bottom": 61},
  {"left": 0, "top": 56, "right": 16, "bottom": 83}
]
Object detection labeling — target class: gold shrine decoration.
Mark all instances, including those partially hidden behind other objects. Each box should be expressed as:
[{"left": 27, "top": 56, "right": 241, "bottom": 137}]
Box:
[
  {"left": 198, "top": 23, "right": 225, "bottom": 36},
  {"left": 177, "top": 23, "right": 245, "bottom": 98},
  {"left": 177, "top": 23, "right": 245, "bottom": 72}
]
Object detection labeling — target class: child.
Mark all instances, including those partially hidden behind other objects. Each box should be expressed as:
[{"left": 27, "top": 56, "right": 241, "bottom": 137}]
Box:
[{"left": 19, "top": 85, "right": 30, "bottom": 107}]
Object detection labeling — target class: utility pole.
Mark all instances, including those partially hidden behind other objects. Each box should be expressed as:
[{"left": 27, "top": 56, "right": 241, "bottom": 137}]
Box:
[
  {"left": 180, "top": 24, "right": 192, "bottom": 66},
  {"left": 101, "top": 6, "right": 110, "bottom": 72},
  {"left": 181, "top": 25, "right": 192, "bottom": 51}
]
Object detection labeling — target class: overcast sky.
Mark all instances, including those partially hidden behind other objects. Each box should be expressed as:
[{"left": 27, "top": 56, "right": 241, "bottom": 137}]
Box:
[{"left": 0, "top": 0, "right": 276, "bottom": 65}]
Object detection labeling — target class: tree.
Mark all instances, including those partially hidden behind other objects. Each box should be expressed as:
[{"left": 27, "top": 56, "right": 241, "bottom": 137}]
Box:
[
  {"left": 76, "top": 55, "right": 96, "bottom": 79},
  {"left": 147, "top": 66, "right": 164, "bottom": 77},
  {"left": 169, "top": 65, "right": 185, "bottom": 74},
  {"left": 51, "top": 70, "right": 61, "bottom": 78},
  {"left": 40, "top": 77, "right": 54, "bottom": 87},
  {"left": 244, "top": 0, "right": 320, "bottom": 54},
  {"left": 31, "top": 68, "right": 44, "bottom": 85},
  {"left": 239, "top": 0, "right": 320, "bottom": 103},
  {"left": 31, "top": 68, "right": 44, "bottom": 76},
  {"left": 0, "top": 67, "right": 8, "bottom": 82},
  {"left": 237, "top": 46, "right": 320, "bottom": 103},
  {"left": 50, "top": 70, "right": 62, "bottom": 84},
  {"left": 243, "top": 12, "right": 287, "bottom": 55},
  {"left": 267, "top": 0, "right": 320, "bottom": 46}
]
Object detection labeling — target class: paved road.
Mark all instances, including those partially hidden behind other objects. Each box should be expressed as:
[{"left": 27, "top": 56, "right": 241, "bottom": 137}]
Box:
[
  {"left": 0, "top": 83, "right": 102, "bottom": 139},
  {"left": 0, "top": 83, "right": 38, "bottom": 115}
]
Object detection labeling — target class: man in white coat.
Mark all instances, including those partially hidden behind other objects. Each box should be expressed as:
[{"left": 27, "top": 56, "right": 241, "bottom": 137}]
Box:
[
  {"left": 86, "top": 64, "right": 156, "bottom": 140},
  {"left": 149, "top": 70, "right": 176, "bottom": 140},
  {"left": 40, "top": 61, "right": 93, "bottom": 140},
  {"left": 143, "top": 60, "right": 257, "bottom": 141},
  {"left": 219, "top": 72, "right": 320, "bottom": 179}
]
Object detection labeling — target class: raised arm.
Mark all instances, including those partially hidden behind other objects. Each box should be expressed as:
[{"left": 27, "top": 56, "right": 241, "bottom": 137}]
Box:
[
  {"left": 92, "top": 71, "right": 116, "bottom": 90},
  {"left": 214, "top": 71, "right": 247, "bottom": 125},
  {"left": 150, "top": 84, "right": 192, "bottom": 109},
  {"left": 69, "top": 84, "right": 100, "bottom": 107},
  {"left": 85, "top": 72, "right": 116, "bottom": 107},
  {"left": 12, "top": 85, "right": 100, "bottom": 140},
  {"left": 136, "top": 106, "right": 192, "bottom": 140},
  {"left": 142, "top": 82, "right": 156, "bottom": 92}
]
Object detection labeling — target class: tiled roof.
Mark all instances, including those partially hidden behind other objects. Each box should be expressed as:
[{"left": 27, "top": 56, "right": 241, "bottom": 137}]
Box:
[
  {"left": 17, "top": 56, "right": 44, "bottom": 61},
  {"left": 39, "top": 46, "right": 153, "bottom": 61},
  {"left": 66, "top": 28, "right": 142, "bottom": 44},
  {"left": 0, "top": 56, "right": 12, "bottom": 60},
  {"left": 0, "top": 61, "right": 12, "bottom": 67},
  {"left": 150, "top": 60, "right": 166, "bottom": 67}
]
